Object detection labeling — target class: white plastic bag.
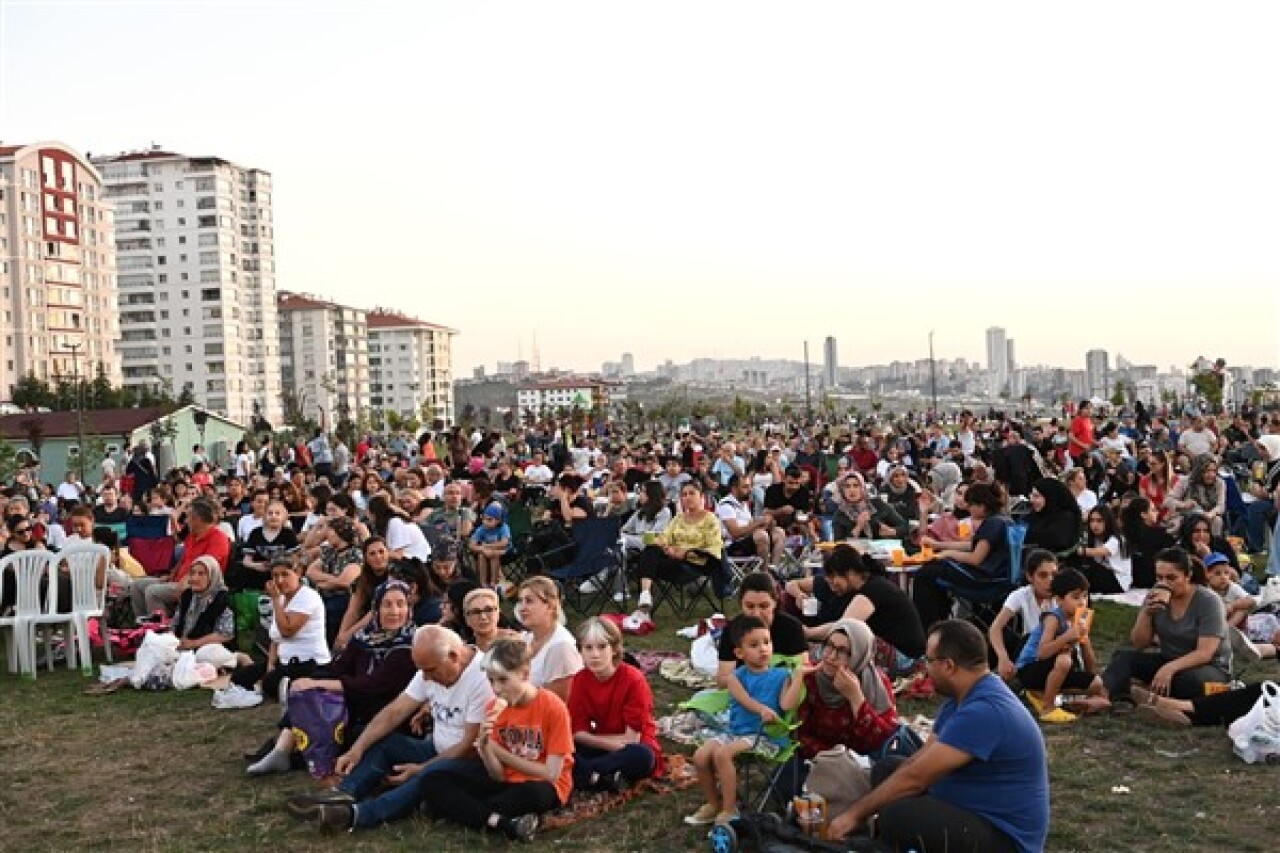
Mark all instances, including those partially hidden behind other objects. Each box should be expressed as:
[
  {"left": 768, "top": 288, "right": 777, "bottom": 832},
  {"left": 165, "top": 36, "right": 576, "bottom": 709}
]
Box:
[
  {"left": 1257, "top": 577, "right": 1280, "bottom": 611},
  {"left": 1227, "top": 681, "right": 1280, "bottom": 764},
  {"left": 130, "top": 630, "right": 180, "bottom": 688},
  {"left": 171, "top": 651, "right": 202, "bottom": 690},
  {"left": 690, "top": 633, "right": 720, "bottom": 677}
]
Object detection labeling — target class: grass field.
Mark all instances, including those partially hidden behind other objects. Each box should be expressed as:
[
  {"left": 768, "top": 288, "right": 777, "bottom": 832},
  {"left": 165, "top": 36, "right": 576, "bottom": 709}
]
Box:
[{"left": 2, "top": 599, "right": 1279, "bottom": 852}]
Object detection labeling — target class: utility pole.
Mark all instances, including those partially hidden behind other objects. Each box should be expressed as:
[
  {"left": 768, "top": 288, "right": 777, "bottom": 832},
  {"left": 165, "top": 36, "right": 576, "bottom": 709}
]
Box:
[
  {"left": 803, "top": 341, "right": 812, "bottom": 424},
  {"left": 929, "top": 330, "right": 938, "bottom": 420},
  {"left": 68, "top": 342, "right": 86, "bottom": 483}
]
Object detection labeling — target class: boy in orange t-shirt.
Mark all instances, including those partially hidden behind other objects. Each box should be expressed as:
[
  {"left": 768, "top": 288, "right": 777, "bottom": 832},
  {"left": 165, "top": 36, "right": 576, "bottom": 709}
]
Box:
[{"left": 418, "top": 637, "right": 574, "bottom": 842}]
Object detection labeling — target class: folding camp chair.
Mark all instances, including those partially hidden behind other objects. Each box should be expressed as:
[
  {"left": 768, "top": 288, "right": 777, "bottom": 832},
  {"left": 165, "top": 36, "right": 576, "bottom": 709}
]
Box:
[
  {"left": 938, "top": 518, "right": 1027, "bottom": 636},
  {"left": 649, "top": 555, "right": 726, "bottom": 620},
  {"left": 543, "top": 517, "right": 625, "bottom": 616},
  {"left": 501, "top": 502, "right": 535, "bottom": 585}
]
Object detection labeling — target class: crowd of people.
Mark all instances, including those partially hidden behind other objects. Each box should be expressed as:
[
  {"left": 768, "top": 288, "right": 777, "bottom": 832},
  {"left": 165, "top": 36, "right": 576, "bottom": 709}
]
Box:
[{"left": 4, "top": 400, "right": 1279, "bottom": 851}]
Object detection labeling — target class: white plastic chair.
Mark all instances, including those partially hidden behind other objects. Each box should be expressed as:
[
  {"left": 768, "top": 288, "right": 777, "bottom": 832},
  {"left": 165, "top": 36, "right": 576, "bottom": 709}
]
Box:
[
  {"left": 61, "top": 544, "right": 113, "bottom": 673},
  {"left": 0, "top": 550, "right": 58, "bottom": 678}
]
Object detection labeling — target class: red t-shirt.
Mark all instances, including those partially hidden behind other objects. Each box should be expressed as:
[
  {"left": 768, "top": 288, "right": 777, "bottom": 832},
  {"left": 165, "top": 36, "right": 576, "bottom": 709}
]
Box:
[
  {"left": 173, "top": 525, "right": 232, "bottom": 583},
  {"left": 1069, "top": 416, "right": 1094, "bottom": 459},
  {"left": 568, "top": 663, "right": 664, "bottom": 777},
  {"left": 491, "top": 688, "right": 575, "bottom": 804}
]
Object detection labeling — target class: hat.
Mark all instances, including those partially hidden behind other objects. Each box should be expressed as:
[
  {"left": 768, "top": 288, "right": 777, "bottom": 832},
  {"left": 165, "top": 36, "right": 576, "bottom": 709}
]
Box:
[
  {"left": 1202, "top": 552, "right": 1230, "bottom": 569},
  {"left": 483, "top": 503, "right": 505, "bottom": 521}
]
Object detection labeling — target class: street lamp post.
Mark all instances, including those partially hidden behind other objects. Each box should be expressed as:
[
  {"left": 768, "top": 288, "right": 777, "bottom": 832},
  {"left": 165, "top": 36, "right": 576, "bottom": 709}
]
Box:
[
  {"left": 67, "top": 343, "right": 86, "bottom": 483},
  {"left": 928, "top": 331, "right": 938, "bottom": 420}
]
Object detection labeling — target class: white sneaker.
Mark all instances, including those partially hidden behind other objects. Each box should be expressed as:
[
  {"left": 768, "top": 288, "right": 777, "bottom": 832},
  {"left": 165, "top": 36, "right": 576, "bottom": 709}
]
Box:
[
  {"left": 214, "top": 684, "right": 264, "bottom": 710},
  {"left": 612, "top": 591, "right": 627, "bottom": 604},
  {"left": 1231, "top": 626, "right": 1263, "bottom": 665},
  {"left": 578, "top": 573, "right": 605, "bottom": 594},
  {"left": 637, "top": 590, "right": 653, "bottom": 609}
]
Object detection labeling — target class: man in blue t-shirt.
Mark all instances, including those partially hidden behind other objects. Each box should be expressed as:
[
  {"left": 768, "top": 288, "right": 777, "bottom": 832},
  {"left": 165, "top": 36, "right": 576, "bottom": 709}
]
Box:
[{"left": 829, "top": 620, "right": 1049, "bottom": 853}]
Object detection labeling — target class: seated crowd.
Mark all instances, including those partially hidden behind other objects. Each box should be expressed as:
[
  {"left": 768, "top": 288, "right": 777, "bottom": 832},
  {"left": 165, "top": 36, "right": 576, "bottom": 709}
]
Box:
[{"left": 4, "top": 403, "right": 1279, "bottom": 852}]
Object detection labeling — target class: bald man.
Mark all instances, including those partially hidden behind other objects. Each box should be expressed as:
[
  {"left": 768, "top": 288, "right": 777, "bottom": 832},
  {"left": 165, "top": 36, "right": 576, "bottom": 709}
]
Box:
[{"left": 287, "top": 625, "right": 493, "bottom": 831}]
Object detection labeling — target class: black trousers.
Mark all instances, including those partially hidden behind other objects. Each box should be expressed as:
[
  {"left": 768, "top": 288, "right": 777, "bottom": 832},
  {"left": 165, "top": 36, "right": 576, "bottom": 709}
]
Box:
[
  {"left": 1189, "top": 683, "right": 1264, "bottom": 727},
  {"left": 418, "top": 771, "right": 560, "bottom": 830},
  {"left": 1101, "top": 649, "right": 1229, "bottom": 702},
  {"left": 912, "top": 560, "right": 996, "bottom": 630},
  {"left": 871, "top": 757, "right": 1019, "bottom": 853}
]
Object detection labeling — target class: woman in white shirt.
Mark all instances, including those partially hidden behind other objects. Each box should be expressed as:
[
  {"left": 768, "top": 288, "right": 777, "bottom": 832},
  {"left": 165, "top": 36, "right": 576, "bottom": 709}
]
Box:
[
  {"left": 367, "top": 493, "right": 431, "bottom": 563},
  {"left": 1065, "top": 468, "right": 1099, "bottom": 516},
  {"left": 228, "top": 557, "right": 330, "bottom": 702},
  {"left": 516, "top": 576, "right": 583, "bottom": 704}
]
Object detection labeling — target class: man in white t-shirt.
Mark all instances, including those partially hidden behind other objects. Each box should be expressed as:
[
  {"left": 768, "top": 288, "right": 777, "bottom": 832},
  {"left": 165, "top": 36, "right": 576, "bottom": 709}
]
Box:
[
  {"left": 717, "top": 474, "right": 784, "bottom": 565},
  {"left": 1178, "top": 415, "right": 1217, "bottom": 459},
  {"left": 56, "top": 471, "right": 85, "bottom": 504},
  {"left": 287, "top": 626, "right": 492, "bottom": 831}
]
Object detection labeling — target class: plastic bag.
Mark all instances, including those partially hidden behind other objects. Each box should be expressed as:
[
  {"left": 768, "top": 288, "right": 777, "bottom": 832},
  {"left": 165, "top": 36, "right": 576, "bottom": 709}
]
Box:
[
  {"left": 288, "top": 689, "right": 348, "bottom": 778},
  {"left": 171, "top": 651, "right": 201, "bottom": 690},
  {"left": 1228, "top": 681, "right": 1280, "bottom": 764},
  {"left": 690, "top": 633, "right": 720, "bottom": 677},
  {"left": 805, "top": 746, "right": 871, "bottom": 818},
  {"left": 130, "top": 631, "right": 179, "bottom": 688}
]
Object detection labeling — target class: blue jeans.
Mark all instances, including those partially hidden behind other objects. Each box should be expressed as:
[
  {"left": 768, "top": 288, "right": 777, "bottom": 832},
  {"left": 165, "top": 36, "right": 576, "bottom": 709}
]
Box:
[
  {"left": 1269, "top": 514, "right": 1280, "bottom": 577},
  {"left": 338, "top": 733, "right": 438, "bottom": 799},
  {"left": 353, "top": 755, "right": 487, "bottom": 828},
  {"left": 1243, "top": 500, "right": 1275, "bottom": 554},
  {"left": 572, "top": 744, "right": 656, "bottom": 790}
]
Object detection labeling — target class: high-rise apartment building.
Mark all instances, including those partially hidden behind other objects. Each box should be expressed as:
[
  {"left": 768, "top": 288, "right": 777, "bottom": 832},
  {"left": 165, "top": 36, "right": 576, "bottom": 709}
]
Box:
[
  {"left": 367, "top": 309, "right": 457, "bottom": 424},
  {"left": 1086, "top": 349, "right": 1110, "bottom": 400},
  {"left": 0, "top": 142, "right": 120, "bottom": 396},
  {"left": 93, "top": 148, "right": 281, "bottom": 425},
  {"left": 823, "top": 336, "right": 838, "bottom": 389},
  {"left": 985, "top": 326, "right": 1009, "bottom": 397},
  {"left": 277, "top": 292, "right": 370, "bottom": 427}
]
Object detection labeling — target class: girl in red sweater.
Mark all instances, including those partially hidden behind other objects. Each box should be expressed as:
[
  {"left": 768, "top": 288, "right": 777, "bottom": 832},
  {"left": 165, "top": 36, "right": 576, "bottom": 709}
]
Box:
[
  {"left": 568, "top": 617, "right": 663, "bottom": 791},
  {"left": 797, "top": 619, "right": 900, "bottom": 759}
]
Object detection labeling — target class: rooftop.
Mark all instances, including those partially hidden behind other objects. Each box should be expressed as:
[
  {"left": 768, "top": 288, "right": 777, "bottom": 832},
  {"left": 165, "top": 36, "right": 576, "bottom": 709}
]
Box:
[
  {"left": 366, "top": 309, "right": 458, "bottom": 334},
  {"left": 0, "top": 407, "right": 171, "bottom": 441}
]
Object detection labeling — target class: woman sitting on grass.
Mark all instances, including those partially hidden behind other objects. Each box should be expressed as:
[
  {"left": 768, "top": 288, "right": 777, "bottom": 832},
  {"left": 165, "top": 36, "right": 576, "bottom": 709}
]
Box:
[
  {"left": 796, "top": 620, "right": 901, "bottom": 759},
  {"left": 1014, "top": 569, "right": 1110, "bottom": 723},
  {"left": 1101, "top": 547, "right": 1232, "bottom": 707},
  {"left": 335, "top": 537, "right": 394, "bottom": 650},
  {"left": 417, "top": 637, "right": 575, "bottom": 843},
  {"left": 569, "top": 617, "right": 663, "bottom": 793},
  {"left": 247, "top": 579, "right": 417, "bottom": 775},
  {"left": 516, "top": 577, "right": 583, "bottom": 704}
]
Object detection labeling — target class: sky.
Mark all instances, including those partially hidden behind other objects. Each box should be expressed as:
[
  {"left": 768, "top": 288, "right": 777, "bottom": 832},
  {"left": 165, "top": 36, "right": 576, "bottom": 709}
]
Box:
[{"left": 3, "top": 1, "right": 1278, "bottom": 376}]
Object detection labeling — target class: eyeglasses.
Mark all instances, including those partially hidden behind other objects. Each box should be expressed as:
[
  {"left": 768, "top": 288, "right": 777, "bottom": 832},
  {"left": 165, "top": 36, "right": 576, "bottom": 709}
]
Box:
[
  {"left": 821, "top": 643, "right": 851, "bottom": 659},
  {"left": 922, "top": 654, "right": 951, "bottom": 666},
  {"left": 13, "top": 527, "right": 31, "bottom": 535},
  {"left": 465, "top": 606, "right": 499, "bottom": 618}
]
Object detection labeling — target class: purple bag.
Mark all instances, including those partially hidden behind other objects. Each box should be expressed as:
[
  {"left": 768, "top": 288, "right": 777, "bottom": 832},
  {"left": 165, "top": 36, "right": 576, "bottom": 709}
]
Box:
[{"left": 287, "top": 689, "right": 348, "bottom": 778}]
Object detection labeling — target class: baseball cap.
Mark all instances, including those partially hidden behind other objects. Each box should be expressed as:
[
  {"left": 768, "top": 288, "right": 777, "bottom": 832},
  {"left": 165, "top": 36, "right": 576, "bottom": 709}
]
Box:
[{"left": 1202, "top": 552, "right": 1230, "bottom": 569}]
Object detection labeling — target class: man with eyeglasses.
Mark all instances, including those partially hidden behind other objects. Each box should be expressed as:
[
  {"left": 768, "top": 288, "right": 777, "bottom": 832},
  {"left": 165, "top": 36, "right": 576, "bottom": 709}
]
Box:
[
  {"left": 287, "top": 625, "right": 493, "bottom": 832},
  {"left": 828, "top": 620, "right": 1048, "bottom": 853}
]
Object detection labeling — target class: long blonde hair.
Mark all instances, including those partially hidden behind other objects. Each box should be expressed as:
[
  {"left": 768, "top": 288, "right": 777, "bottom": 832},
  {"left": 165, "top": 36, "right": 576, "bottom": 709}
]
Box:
[{"left": 519, "top": 576, "right": 565, "bottom": 626}]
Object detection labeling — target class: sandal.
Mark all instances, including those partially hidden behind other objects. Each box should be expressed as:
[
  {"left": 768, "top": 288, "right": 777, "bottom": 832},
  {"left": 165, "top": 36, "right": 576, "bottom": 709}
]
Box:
[{"left": 84, "top": 678, "right": 129, "bottom": 696}]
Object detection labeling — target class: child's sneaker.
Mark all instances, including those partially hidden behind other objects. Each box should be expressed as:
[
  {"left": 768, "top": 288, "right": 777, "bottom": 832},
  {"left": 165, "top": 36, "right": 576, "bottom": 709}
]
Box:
[
  {"left": 684, "top": 804, "right": 719, "bottom": 826},
  {"left": 1039, "top": 708, "right": 1077, "bottom": 724}
]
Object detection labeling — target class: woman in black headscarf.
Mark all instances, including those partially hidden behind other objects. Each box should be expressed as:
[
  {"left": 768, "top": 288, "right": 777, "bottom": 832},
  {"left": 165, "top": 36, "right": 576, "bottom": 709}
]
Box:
[{"left": 1024, "top": 477, "right": 1081, "bottom": 559}]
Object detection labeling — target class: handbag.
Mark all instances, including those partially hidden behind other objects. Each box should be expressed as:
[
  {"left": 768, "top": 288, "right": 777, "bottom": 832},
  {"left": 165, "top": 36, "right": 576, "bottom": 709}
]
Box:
[
  {"left": 1227, "top": 681, "right": 1280, "bottom": 764},
  {"left": 804, "top": 746, "right": 871, "bottom": 818},
  {"left": 870, "top": 722, "right": 925, "bottom": 760},
  {"left": 288, "top": 688, "right": 349, "bottom": 778}
]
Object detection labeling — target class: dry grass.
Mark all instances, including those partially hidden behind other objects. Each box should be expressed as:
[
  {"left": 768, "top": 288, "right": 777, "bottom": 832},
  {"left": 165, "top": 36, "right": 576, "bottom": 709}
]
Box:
[{"left": 2, "top": 600, "right": 1279, "bottom": 851}]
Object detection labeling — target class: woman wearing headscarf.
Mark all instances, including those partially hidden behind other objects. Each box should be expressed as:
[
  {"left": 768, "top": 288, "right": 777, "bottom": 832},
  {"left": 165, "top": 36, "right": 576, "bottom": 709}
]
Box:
[
  {"left": 247, "top": 579, "right": 418, "bottom": 775},
  {"left": 173, "top": 555, "right": 238, "bottom": 667},
  {"left": 1165, "top": 455, "right": 1227, "bottom": 536},
  {"left": 879, "top": 466, "right": 921, "bottom": 527},
  {"left": 830, "top": 473, "right": 908, "bottom": 542},
  {"left": 1024, "top": 477, "right": 1082, "bottom": 558},
  {"left": 125, "top": 443, "right": 159, "bottom": 503},
  {"left": 796, "top": 620, "right": 901, "bottom": 759}
]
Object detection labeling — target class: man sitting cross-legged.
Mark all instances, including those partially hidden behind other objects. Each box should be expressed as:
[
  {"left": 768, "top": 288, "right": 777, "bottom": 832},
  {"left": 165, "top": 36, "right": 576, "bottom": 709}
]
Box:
[{"left": 287, "top": 625, "right": 493, "bottom": 831}]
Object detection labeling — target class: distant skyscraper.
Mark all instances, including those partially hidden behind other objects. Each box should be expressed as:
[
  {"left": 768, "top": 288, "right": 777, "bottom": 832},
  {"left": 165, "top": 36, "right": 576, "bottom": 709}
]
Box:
[
  {"left": 1086, "top": 349, "right": 1110, "bottom": 400},
  {"left": 620, "top": 353, "right": 635, "bottom": 376},
  {"left": 823, "top": 336, "right": 838, "bottom": 388},
  {"left": 1006, "top": 339, "right": 1016, "bottom": 373},
  {"left": 986, "top": 327, "right": 1009, "bottom": 397}
]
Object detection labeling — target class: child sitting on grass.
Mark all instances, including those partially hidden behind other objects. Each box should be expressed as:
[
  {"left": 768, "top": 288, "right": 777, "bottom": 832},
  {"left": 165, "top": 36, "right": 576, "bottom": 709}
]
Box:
[
  {"left": 1205, "top": 551, "right": 1279, "bottom": 663},
  {"left": 989, "top": 549, "right": 1058, "bottom": 681},
  {"left": 1016, "top": 568, "right": 1110, "bottom": 723},
  {"left": 686, "top": 615, "right": 805, "bottom": 827}
]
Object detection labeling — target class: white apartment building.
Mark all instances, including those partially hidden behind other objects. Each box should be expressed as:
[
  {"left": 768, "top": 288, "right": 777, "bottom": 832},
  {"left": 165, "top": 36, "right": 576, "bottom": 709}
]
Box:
[
  {"left": 93, "top": 148, "right": 281, "bottom": 425},
  {"left": 0, "top": 142, "right": 121, "bottom": 396},
  {"left": 367, "top": 309, "right": 457, "bottom": 424},
  {"left": 516, "top": 377, "right": 626, "bottom": 419},
  {"left": 278, "top": 292, "right": 370, "bottom": 427}
]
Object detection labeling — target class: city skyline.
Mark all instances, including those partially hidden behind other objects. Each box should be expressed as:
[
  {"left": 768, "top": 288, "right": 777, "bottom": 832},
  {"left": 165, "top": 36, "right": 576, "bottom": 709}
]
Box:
[{"left": 4, "top": 2, "right": 1278, "bottom": 376}]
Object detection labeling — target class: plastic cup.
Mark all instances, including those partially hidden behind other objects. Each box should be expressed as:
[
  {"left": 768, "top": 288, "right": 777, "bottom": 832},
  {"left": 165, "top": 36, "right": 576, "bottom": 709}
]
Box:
[
  {"left": 642, "top": 531, "right": 657, "bottom": 546},
  {"left": 957, "top": 520, "right": 972, "bottom": 539},
  {"left": 803, "top": 598, "right": 819, "bottom": 617},
  {"left": 890, "top": 548, "right": 905, "bottom": 567}
]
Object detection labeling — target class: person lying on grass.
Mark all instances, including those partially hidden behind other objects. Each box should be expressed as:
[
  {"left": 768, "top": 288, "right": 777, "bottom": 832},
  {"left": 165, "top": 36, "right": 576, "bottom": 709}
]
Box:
[
  {"left": 1014, "top": 568, "right": 1109, "bottom": 723},
  {"left": 416, "top": 636, "right": 575, "bottom": 843},
  {"left": 686, "top": 615, "right": 805, "bottom": 828}
]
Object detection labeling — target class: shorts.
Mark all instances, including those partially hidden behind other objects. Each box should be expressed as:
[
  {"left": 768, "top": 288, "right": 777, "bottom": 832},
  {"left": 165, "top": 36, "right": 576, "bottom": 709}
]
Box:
[
  {"left": 705, "top": 733, "right": 783, "bottom": 760},
  {"left": 1017, "top": 656, "right": 1097, "bottom": 692}
]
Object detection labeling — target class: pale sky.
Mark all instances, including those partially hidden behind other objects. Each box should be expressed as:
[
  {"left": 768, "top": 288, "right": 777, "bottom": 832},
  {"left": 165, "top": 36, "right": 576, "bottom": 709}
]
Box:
[{"left": 3, "top": 1, "right": 1278, "bottom": 375}]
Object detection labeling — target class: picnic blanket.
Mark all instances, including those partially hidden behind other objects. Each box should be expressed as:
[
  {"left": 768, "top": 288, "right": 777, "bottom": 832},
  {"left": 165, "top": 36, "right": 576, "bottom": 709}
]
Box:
[{"left": 540, "top": 754, "right": 698, "bottom": 831}]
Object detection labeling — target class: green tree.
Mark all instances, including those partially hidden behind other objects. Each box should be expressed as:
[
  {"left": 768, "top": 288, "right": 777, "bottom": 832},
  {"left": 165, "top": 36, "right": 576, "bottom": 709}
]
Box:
[
  {"left": 1110, "top": 380, "right": 1127, "bottom": 408},
  {"left": 386, "top": 411, "right": 404, "bottom": 432},
  {"left": 1191, "top": 370, "right": 1225, "bottom": 413},
  {"left": 10, "top": 373, "right": 54, "bottom": 410},
  {"left": 0, "top": 437, "right": 19, "bottom": 482}
]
